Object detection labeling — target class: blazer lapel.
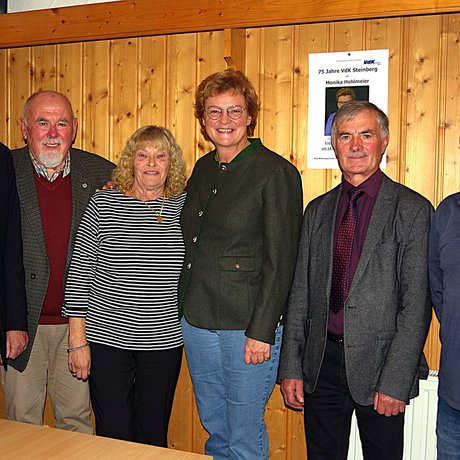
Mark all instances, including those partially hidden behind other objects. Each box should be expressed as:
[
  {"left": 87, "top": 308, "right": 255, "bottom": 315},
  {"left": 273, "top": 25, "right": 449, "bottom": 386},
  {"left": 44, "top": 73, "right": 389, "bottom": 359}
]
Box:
[
  {"left": 67, "top": 151, "right": 92, "bottom": 267},
  {"left": 14, "top": 150, "right": 47, "bottom": 257},
  {"left": 348, "top": 175, "right": 395, "bottom": 295}
]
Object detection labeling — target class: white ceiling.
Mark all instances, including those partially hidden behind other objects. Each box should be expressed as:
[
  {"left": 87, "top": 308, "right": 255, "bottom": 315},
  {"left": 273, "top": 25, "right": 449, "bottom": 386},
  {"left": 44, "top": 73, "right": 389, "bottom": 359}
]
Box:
[{"left": 8, "top": 0, "right": 121, "bottom": 13}]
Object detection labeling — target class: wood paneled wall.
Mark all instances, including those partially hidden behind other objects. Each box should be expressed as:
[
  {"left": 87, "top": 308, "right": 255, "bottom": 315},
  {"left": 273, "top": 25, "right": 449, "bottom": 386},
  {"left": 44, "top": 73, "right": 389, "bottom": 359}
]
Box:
[{"left": 1, "top": 12, "right": 460, "bottom": 459}]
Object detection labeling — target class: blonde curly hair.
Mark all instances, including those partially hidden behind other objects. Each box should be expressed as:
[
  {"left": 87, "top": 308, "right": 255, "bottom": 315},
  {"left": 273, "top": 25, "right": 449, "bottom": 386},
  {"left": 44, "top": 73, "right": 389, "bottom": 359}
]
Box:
[{"left": 112, "top": 125, "right": 186, "bottom": 198}]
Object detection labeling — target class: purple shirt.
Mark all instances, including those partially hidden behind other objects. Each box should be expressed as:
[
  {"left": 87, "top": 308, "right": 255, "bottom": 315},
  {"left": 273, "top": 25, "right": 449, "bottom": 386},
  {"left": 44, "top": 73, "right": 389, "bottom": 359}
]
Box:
[{"left": 328, "top": 169, "right": 384, "bottom": 334}]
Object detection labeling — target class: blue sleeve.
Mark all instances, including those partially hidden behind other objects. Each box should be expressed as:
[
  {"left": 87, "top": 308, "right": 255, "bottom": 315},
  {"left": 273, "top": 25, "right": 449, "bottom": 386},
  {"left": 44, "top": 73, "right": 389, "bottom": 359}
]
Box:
[{"left": 429, "top": 207, "right": 443, "bottom": 319}]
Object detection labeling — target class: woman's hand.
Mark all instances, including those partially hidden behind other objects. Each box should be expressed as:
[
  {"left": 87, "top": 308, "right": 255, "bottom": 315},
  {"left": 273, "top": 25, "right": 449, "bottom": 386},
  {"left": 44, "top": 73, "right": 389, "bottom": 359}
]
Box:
[
  {"left": 68, "top": 317, "right": 91, "bottom": 381},
  {"left": 96, "top": 180, "right": 114, "bottom": 192},
  {"left": 68, "top": 346, "right": 91, "bottom": 381},
  {"left": 244, "top": 337, "right": 271, "bottom": 365}
]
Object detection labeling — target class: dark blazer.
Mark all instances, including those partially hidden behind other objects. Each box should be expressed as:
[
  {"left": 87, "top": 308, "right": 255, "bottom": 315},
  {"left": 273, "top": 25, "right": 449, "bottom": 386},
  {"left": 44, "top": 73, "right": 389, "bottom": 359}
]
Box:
[
  {"left": 0, "top": 143, "right": 27, "bottom": 369},
  {"left": 179, "top": 139, "right": 303, "bottom": 344},
  {"left": 9, "top": 147, "right": 114, "bottom": 371},
  {"left": 279, "top": 174, "right": 433, "bottom": 405}
]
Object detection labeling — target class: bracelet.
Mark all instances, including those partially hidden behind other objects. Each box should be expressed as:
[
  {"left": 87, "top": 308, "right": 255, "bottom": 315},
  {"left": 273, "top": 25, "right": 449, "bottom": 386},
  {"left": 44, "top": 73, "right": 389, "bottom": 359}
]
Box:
[{"left": 67, "top": 342, "right": 89, "bottom": 353}]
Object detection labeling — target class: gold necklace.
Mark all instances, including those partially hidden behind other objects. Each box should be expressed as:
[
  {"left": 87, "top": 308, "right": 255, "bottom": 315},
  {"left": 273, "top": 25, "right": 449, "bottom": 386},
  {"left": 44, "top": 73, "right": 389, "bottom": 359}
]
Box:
[{"left": 143, "top": 197, "right": 165, "bottom": 223}]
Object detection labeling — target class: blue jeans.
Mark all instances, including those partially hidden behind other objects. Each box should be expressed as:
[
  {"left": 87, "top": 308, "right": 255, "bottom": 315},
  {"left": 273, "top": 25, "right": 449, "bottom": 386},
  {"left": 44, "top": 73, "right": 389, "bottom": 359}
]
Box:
[
  {"left": 181, "top": 317, "right": 282, "bottom": 460},
  {"left": 437, "top": 397, "right": 460, "bottom": 459}
]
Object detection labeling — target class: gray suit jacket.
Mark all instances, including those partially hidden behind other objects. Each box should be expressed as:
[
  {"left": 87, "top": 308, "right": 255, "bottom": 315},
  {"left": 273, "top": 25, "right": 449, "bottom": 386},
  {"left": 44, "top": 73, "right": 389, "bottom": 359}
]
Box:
[
  {"left": 278, "top": 174, "right": 433, "bottom": 405},
  {"left": 9, "top": 147, "right": 114, "bottom": 371}
]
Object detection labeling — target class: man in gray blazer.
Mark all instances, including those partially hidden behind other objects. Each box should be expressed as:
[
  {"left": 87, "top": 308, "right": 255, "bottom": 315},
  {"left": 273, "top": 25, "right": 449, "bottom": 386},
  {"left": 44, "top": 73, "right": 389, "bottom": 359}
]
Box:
[
  {"left": 279, "top": 101, "right": 432, "bottom": 459},
  {"left": 2, "top": 91, "right": 114, "bottom": 432}
]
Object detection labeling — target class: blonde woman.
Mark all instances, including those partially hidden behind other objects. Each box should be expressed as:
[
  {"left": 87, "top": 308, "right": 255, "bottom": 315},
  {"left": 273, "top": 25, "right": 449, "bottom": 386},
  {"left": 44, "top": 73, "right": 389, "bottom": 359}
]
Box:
[{"left": 63, "top": 126, "right": 186, "bottom": 446}]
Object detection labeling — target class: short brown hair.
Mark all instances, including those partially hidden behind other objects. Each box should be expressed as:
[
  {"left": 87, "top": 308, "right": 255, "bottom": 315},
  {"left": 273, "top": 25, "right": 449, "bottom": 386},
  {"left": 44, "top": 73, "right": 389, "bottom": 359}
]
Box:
[
  {"left": 195, "top": 69, "right": 260, "bottom": 141},
  {"left": 111, "top": 125, "right": 186, "bottom": 198},
  {"left": 335, "top": 87, "right": 356, "bottom": 102}
]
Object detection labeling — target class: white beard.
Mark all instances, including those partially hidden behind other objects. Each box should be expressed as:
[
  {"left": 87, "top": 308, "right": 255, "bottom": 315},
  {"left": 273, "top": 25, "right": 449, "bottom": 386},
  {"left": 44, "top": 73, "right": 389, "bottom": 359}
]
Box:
[
  {"left": 33, "top": 137, "right": 67, "bottom": 168},
  {"left": 36, "top": 149, "right": 66, "bottom": 168}
]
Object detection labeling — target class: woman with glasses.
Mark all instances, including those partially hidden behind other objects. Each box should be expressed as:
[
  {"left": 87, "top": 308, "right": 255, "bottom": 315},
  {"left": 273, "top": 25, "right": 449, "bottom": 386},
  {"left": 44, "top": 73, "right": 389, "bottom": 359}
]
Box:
[{"left": 179, "top": 69, "right": 303, "bottom": 459}]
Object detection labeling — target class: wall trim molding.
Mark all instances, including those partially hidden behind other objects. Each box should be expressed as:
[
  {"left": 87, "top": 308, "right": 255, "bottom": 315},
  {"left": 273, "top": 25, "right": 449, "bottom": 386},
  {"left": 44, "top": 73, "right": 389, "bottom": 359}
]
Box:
[{"left": 1, "top": 0, "right": 460, "bottom": 49}]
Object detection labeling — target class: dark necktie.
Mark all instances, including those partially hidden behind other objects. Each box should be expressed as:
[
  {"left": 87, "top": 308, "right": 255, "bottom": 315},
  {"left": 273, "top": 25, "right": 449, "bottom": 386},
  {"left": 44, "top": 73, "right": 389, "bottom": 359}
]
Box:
[{"left": 330, "top": 188, "right": 363, "bottom": 314}]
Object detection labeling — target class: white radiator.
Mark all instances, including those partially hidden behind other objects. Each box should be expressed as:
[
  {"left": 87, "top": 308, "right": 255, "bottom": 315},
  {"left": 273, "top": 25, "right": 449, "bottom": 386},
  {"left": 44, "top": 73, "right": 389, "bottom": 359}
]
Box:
[{"left": 348, "top": 372, "right": 438, "bottom": 460}]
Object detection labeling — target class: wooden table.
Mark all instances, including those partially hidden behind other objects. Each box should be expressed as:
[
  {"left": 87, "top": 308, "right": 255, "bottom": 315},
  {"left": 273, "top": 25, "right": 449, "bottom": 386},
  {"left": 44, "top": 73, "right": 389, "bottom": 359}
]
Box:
[{"left": 0, "top": 419, "right": 212, "bottom": 459}]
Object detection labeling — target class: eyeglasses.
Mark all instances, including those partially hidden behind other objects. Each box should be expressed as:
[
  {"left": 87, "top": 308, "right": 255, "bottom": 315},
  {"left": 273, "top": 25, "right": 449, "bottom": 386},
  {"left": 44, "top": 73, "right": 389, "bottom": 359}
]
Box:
[{"left": 204, "top": 105, "right": 247, "bottom": 120}]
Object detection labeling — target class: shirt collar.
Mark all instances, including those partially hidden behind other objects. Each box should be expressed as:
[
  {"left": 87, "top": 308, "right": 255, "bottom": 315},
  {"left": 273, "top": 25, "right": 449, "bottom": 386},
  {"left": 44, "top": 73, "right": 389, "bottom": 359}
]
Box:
[
  {"left": 30, "top": 151, "right": 71, "bottom": 182},
  {"left": 341, "top": 168, "right": 383, "bottom": 198},
  {"left": 214, "top": 138, "right": 260, "bottom": 166}
]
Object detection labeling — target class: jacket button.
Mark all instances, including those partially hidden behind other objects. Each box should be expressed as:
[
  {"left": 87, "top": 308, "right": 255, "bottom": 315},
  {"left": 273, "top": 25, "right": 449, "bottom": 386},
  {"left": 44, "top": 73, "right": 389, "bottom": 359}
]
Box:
[
  {"left": 212, "top": 188, "right": 218, "bottom": 195},
  {"left": 221, "top": 164, "right": 227, "bottom": 171},
  {"left": 234, "top": 263, "right": 240, "bottom": 269},
  {"left": 187, "top": 263, "right": 192, "bottom": 269},
  {"left": 192, "top": 236, "right": 198, "bottom": 243},
  {"left": 198, "top": 210, "right": 204, "bottom": 217},
  {"left": 30, "top": 274, "right": 36, "bottom": 280}
]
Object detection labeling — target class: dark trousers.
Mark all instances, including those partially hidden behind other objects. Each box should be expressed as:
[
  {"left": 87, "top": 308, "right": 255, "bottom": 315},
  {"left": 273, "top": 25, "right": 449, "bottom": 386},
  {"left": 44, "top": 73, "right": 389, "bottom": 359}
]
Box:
[
  {"left": 304, "top": 339, "right": 404, "bottom": 460},
  {"left": 89, "top": 342, "right": 182, "bottom": 447}
]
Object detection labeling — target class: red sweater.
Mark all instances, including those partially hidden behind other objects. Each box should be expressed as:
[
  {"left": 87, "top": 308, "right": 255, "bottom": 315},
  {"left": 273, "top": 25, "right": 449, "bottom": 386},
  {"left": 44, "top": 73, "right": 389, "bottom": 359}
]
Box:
[{"left": 34, "top": 171, "right": 72, "bottom": 324}]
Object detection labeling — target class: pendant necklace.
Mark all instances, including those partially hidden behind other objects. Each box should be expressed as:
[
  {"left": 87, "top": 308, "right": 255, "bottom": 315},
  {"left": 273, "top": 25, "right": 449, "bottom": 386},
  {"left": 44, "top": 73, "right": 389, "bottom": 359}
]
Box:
[{"left": 141, "top": 196, "right": 166, "bottom": 223}]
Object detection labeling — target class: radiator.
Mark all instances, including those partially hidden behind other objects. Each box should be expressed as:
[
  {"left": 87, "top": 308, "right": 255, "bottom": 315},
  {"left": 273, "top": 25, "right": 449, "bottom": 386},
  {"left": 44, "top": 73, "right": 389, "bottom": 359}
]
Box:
[{"left": 347, "top": 372, "right": 438, "bottom": 460}]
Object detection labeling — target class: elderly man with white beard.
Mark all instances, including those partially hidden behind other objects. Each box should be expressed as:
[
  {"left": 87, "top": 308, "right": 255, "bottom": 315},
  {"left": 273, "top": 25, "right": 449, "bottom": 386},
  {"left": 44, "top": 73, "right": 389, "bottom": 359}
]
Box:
[{"left": 1, "top": 90, "right": 114, "bottom": 432}]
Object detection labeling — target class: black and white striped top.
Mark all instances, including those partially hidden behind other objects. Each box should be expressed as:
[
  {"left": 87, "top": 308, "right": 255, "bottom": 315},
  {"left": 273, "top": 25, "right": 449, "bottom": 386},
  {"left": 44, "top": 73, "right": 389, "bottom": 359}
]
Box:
[{"left": 63, "top": 189, "right": 186, "bottom": 350}]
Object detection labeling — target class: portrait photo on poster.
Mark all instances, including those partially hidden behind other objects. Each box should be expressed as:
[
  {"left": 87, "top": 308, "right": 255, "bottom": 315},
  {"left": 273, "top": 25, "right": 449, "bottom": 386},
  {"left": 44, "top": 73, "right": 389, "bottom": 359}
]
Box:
[{"left": 324, "top": 86, "right": 370, "bottom": 136}]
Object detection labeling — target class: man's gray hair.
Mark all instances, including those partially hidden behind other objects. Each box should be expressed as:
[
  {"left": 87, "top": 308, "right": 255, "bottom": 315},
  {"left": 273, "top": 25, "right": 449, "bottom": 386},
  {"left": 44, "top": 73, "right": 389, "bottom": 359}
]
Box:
[{"left": 331, "top": 100, "right": 389, "bottom": 144}]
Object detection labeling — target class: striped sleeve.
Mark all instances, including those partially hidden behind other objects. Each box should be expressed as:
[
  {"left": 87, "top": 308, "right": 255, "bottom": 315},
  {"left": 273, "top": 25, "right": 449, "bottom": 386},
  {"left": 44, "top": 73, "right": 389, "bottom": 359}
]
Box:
[{"left": 63, "top": 196, "right": 100, "bottom": 317}]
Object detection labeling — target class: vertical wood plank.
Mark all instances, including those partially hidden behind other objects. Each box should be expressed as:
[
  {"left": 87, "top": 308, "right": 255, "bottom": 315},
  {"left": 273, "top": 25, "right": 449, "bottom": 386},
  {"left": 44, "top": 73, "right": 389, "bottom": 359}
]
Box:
[
  {"left": 168, "top": 353, "right": 198, "bottom": 452},
  {"left": 245, "top": 27, "right": 264, "bottom": 139},
  {"left": 8, "top": 47, "right": 31, "bottom": 148},
  {"left": 166, "top": 33, "right": 199, "bottom": 180},
  {"left": 259, "top": 26, "right": 294, "bottom": 161},
  {"left": 57, "top": 43, "right": 83, "bottom": 147},
  {"left": 31, "top": 45, "right": 57, "bottom": 92},
  {"left": 224, "top": 28, "right": 246, "bottom": 71},
  {"left": 82, "top": 40, "right": 110, "bottom": 159},
  {"left": 110, "top": 38, "right": 138, "bottom": 163},
  {"left": 401, "top": 16, "right": 440, "bottom": 201},
  {"left": 138, "top": 36, "right": 167, "bottom": 129},
  {"left": 439, "top": 14, "right": 460, "bottom": 201},
  {"left": 295, "top": 23, "right": 330, "bottom": 208}
]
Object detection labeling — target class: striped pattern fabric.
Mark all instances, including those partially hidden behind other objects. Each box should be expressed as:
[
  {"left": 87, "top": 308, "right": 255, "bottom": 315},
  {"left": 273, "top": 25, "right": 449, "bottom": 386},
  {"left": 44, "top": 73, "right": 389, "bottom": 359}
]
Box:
[{"left": 63, "top": 189, "right": 186, "bottom": 350}]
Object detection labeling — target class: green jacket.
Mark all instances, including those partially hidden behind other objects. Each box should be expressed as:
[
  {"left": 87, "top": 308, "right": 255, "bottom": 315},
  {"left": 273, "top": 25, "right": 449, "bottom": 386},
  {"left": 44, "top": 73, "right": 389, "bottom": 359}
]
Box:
[{"left": 179, "top": 139, "right": 303, "bottom": 344}]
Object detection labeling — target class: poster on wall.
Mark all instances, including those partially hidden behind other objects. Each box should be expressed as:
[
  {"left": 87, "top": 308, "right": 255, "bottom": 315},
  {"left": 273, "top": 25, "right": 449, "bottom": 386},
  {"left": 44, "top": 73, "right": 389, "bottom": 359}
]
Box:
[{"left": 307, "top": 49, "right": 389, "bottom": 169}]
